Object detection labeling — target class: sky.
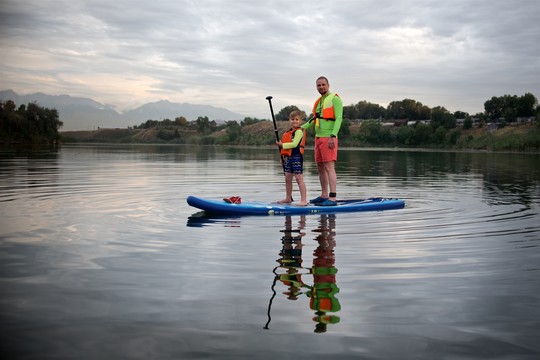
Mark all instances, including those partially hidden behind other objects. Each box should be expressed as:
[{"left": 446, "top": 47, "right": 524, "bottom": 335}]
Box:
[{"left": 1, "top": 0, "right": 539, "bottom": 119}]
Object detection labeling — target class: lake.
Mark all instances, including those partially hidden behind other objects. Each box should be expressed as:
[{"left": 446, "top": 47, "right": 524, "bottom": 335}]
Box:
[{"left": 1, "top": 144, "right": 539, "bottom": 360}]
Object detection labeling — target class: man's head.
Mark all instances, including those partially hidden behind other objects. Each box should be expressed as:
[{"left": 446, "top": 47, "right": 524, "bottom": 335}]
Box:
[{"left": 316, "top": 76, "right": 329, "bottom": 95}]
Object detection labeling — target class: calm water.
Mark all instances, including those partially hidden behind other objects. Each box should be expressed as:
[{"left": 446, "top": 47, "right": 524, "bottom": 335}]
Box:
[{"left": 1, "top": 144, "right": 539, "bottom": 360}]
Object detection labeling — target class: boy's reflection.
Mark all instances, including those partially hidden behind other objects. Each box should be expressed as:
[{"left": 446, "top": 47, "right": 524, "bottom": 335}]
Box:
[
  {"left": 266, "top": 214, "right": 341, "bottom": 333},
  {"left": 277, "top": 215, "right": 307, "bottom": 300}
]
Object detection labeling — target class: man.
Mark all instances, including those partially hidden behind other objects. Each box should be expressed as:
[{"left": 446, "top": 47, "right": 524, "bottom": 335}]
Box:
[{"left": 302, "top": 76, "right": 343, "bottom": 206}]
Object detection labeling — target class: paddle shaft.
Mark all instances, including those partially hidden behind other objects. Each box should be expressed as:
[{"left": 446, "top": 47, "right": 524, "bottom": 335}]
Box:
[
  {"left": 266, "top": 96, "right": 293, "bottom": 201},
  {"left": 263, "top": 266, "right": 279, "bottom": 329},
  {"left": 266, "top": 96, "right": 287, "bottom": 175},
  {"left": 266, "top": 96, "right": 280, "bottom": 142}
]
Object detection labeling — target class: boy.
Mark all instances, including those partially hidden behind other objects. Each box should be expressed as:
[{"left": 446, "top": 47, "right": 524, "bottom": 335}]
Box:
[{"left": 276, "top": 110, "right": 308, "bottom": 206}]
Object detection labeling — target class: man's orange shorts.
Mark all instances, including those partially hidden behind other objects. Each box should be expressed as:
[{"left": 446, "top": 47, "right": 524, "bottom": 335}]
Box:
[{"left": 314, "top": 137, "right": 338, "bottom": 163}]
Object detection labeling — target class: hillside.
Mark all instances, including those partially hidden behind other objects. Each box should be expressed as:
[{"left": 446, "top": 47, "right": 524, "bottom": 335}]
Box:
[{"left": 60, "top": 121, "right": 540, "bottom": 152}]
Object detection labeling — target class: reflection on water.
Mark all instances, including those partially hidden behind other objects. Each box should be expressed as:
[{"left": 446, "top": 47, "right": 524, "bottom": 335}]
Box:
[
  {"left": 1, "top": 145, "right": 539, "bottom": 360},
  {"left": 309, "top": 215, "right": 341, "bottom": 332},
  {"left": 337, "top": 149, "right": 540, "bottom": 204},
  {"left": 266, "top": 215, "right": 341, "bottom": 333}
]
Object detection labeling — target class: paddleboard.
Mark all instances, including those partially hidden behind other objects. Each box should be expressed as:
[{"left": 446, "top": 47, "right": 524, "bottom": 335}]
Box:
[{"left": 186, "top": 195, "right": 405, "bottom": 215}]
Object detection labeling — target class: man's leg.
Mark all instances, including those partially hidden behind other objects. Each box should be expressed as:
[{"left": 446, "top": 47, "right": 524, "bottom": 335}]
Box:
[
  {"left": 324, "top": 161, "right": 337, "bottom": 200},
  {"left": 317, "top": 161, "right": 329, "bottom": 198}
]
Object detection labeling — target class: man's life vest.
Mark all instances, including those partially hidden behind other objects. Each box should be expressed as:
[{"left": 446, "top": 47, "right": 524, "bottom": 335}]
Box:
[
  {"left": 308, "top": 283, "right": 341, "bottom": 313},
  {"left": 312, "top": 93, "right": 340, "bottom": 121},
  {"left": 280, "top": 128, "right": 306, "bottom": 156}
]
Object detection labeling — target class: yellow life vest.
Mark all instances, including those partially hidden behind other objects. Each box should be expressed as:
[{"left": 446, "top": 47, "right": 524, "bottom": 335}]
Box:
[{"left": 312, "top": 93, "right": 340, "bottom": 121}]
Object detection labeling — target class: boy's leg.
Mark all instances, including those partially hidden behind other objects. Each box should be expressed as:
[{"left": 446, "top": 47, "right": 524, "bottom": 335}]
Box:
[
  {"left": 278, "top": 172, "right": 294, "bottom": 203},
  {"left": 294, "top": 174, "right": 308, "bottom": 205}
]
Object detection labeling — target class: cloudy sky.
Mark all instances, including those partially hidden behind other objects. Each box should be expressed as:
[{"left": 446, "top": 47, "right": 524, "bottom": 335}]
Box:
[{"left": 1, "top": 0, "right": 539, "bottom": 118}]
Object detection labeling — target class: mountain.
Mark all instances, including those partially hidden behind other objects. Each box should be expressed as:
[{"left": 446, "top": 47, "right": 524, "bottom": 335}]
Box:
[
  {"left": 0, "top": 90, "right": 245, "bottom": 131},
  {"left": 123, "top": 100, "right": 244, "bottom": 126}
]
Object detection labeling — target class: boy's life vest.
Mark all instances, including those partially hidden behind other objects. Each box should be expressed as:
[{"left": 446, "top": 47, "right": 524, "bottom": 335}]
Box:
[{"left": 280, "top": 128, "right": 306, "bottom": 156}]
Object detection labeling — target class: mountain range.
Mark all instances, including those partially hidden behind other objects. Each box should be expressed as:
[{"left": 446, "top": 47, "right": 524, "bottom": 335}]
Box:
[{"left": 0, "top": 90, "right": 246, "bottom": 131}]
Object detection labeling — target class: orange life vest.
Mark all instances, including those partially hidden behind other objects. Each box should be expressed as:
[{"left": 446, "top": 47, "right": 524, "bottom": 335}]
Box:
[
  {"left": 280, "top": 128, "right": 306, "bottom": 156},
  {"left": 312, "top": 93, "right": 339, "bottom": 120}
]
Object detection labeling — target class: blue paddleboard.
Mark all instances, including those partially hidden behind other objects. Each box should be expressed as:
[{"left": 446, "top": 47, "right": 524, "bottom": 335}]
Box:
[{"left": 186, "top": 195, "right": 405, "bottom": 216}]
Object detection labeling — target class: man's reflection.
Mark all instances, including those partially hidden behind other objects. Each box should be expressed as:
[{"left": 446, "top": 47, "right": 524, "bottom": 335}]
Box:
[
  {"left": 266, "top": 214, "right": 341, "bottom": 333},
  {"left": 308, "top": 214, "right": 341, "bottom": 333}
]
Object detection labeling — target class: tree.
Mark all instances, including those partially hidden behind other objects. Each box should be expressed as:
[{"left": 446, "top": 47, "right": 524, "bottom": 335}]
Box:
[
  {"left": 463, "top": 116, "right": 473, "bottom": 130},
  {"left": 195, "top": 116, "right": 214, "bottom": 134},
  {"left": 343, "top": 104, "right": 357, "bottom": 120},
  {"left": 354, "top": 100, "right": 386, "bottom": 119},
  {"left": 0, "top": 100, "right": 62, "bottom": 143},
  {"left": 431, "top": 106, "right": 456, "bottom": 129},
  {"left": 484, "top": 96, "right": 505, "bottom": 120},
  {"left": 175, "top": 116, "right": 188, "bottom": 127},
  {"left": 276, "top": 105, "right": 306, "bottom": 121},
  {"left": 240, "top": 117, "right": 263, "bottom": 127},
  {"left": 432, "top": 125, "right": 447, "bottom": 145},
  {"left": 387, "top": 99, "right": 430, "bottom": 120},
  {"left": 484, "top": 94, "right": 525, "bottom": 121},
  {"left": 225, "top": 120, "right": 241, "bottom": 142},
  {"left": 395, "top": 125, "right": 415, "bottom": 146},
  {"left": 356, "top": 120, "right": 391, "bottom": 145},
  {"left": 414, "top": 123, "right": 432, "bottom": 145},
  {"left": 454, "top": 111, "right": 469, "bottom": 119},
  {"left": 516, "top": 92, "right": 537, "bottom": 117}
]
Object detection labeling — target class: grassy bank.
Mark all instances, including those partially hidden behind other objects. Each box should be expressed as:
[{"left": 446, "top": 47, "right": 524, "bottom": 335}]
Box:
[{"left": 60, "top": 121, "right": 540, "bottom": 152}]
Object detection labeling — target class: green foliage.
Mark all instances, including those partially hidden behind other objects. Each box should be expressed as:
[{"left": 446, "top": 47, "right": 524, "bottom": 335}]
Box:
[
  {"left": 463, "top": 117, "right": 473, "bottom": 130},
  {"left": 430, "top": 106, "right": 456, "bottom": 129},
  {"left": 196, "top": 116, "right": 217, "bottom": 134},
  {"left": 395, "top": 126, "right": 415, "bottom": 146},
  {"left": 1, "top": 100, "right": 63, "bottom": 144},
  {"left": 355, "top": 120, "right": 392, "bottom": 145},
  {"left": 387, "top": 99, "right": 431, "bottom": 120},
  {"left": 344, "top": 100, "right": 386, "bottom": 120},
  {"left": 447, "top": 129, "right": 461, "bottom": 145},
  {"left": 432, "top": 126, "right": 447, "bottom": 146},
  {"left": 136, "top": 119, "right": 159, "bottom": 129},
  {"left": 484, "top": 93, "right": 538, "bottom": 121},
  {"left": 339, "top": 118, "right": 351, "bottom": 139},
  {"left": 411, "top": 123, "right": 430, "bottom": 145},
  {"left": 225, "top": 120, "right": 241, "bottom": 143},
  {"left": 157, "top": 128, "right": 181, "bottom": 141},
  {"left": 517, "top": 93, "right": 537, "bottom": 117},
  {"left": 454, "top": 111, "right": 469, "bottom": 119},
  {"left": 51, "top": 94, "right": 540, "bottom": 153},
  {"left": 276, "top": 105, "right": 306, "bottom": 121},
  {"left": 240, "top": 117, "right": 263, "bottom": 127},
  {"left": 175, "top": 116, "right": 188, "bottom": 126}
]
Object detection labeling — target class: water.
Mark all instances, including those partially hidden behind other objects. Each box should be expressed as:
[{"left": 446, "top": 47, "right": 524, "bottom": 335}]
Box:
[{"left": 1, "top": 144, "right": 539, "bottom": 360}]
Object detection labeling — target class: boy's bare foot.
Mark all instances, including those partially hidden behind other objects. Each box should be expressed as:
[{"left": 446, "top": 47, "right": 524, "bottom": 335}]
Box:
[
  {"left": 295, "top": 201, "right": 308, "bottom": 206},
  {"left": 277, "top": 198, "right": 292, "bottom": 204}
]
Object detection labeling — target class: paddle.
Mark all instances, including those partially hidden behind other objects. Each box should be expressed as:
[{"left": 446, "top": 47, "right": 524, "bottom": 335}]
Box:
[
  {"left": 266, "top": 95, "right": 293, "bottom": 202},
  {"left": 266, "top": 96, "right": 286, "bottom": 174},
  {"left": 263, "top": 265, "right": 279, "bottom": 329}
]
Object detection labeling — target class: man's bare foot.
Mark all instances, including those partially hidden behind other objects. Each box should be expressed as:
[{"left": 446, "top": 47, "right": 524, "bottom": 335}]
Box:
[{"left": 277, "top": 198, "right": 292, "bottom": 204}]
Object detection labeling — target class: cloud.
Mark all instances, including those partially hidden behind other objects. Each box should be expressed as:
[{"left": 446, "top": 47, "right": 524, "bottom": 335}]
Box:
[{"left": 1, "top": 0, "right": 539, "bottom": 119}]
